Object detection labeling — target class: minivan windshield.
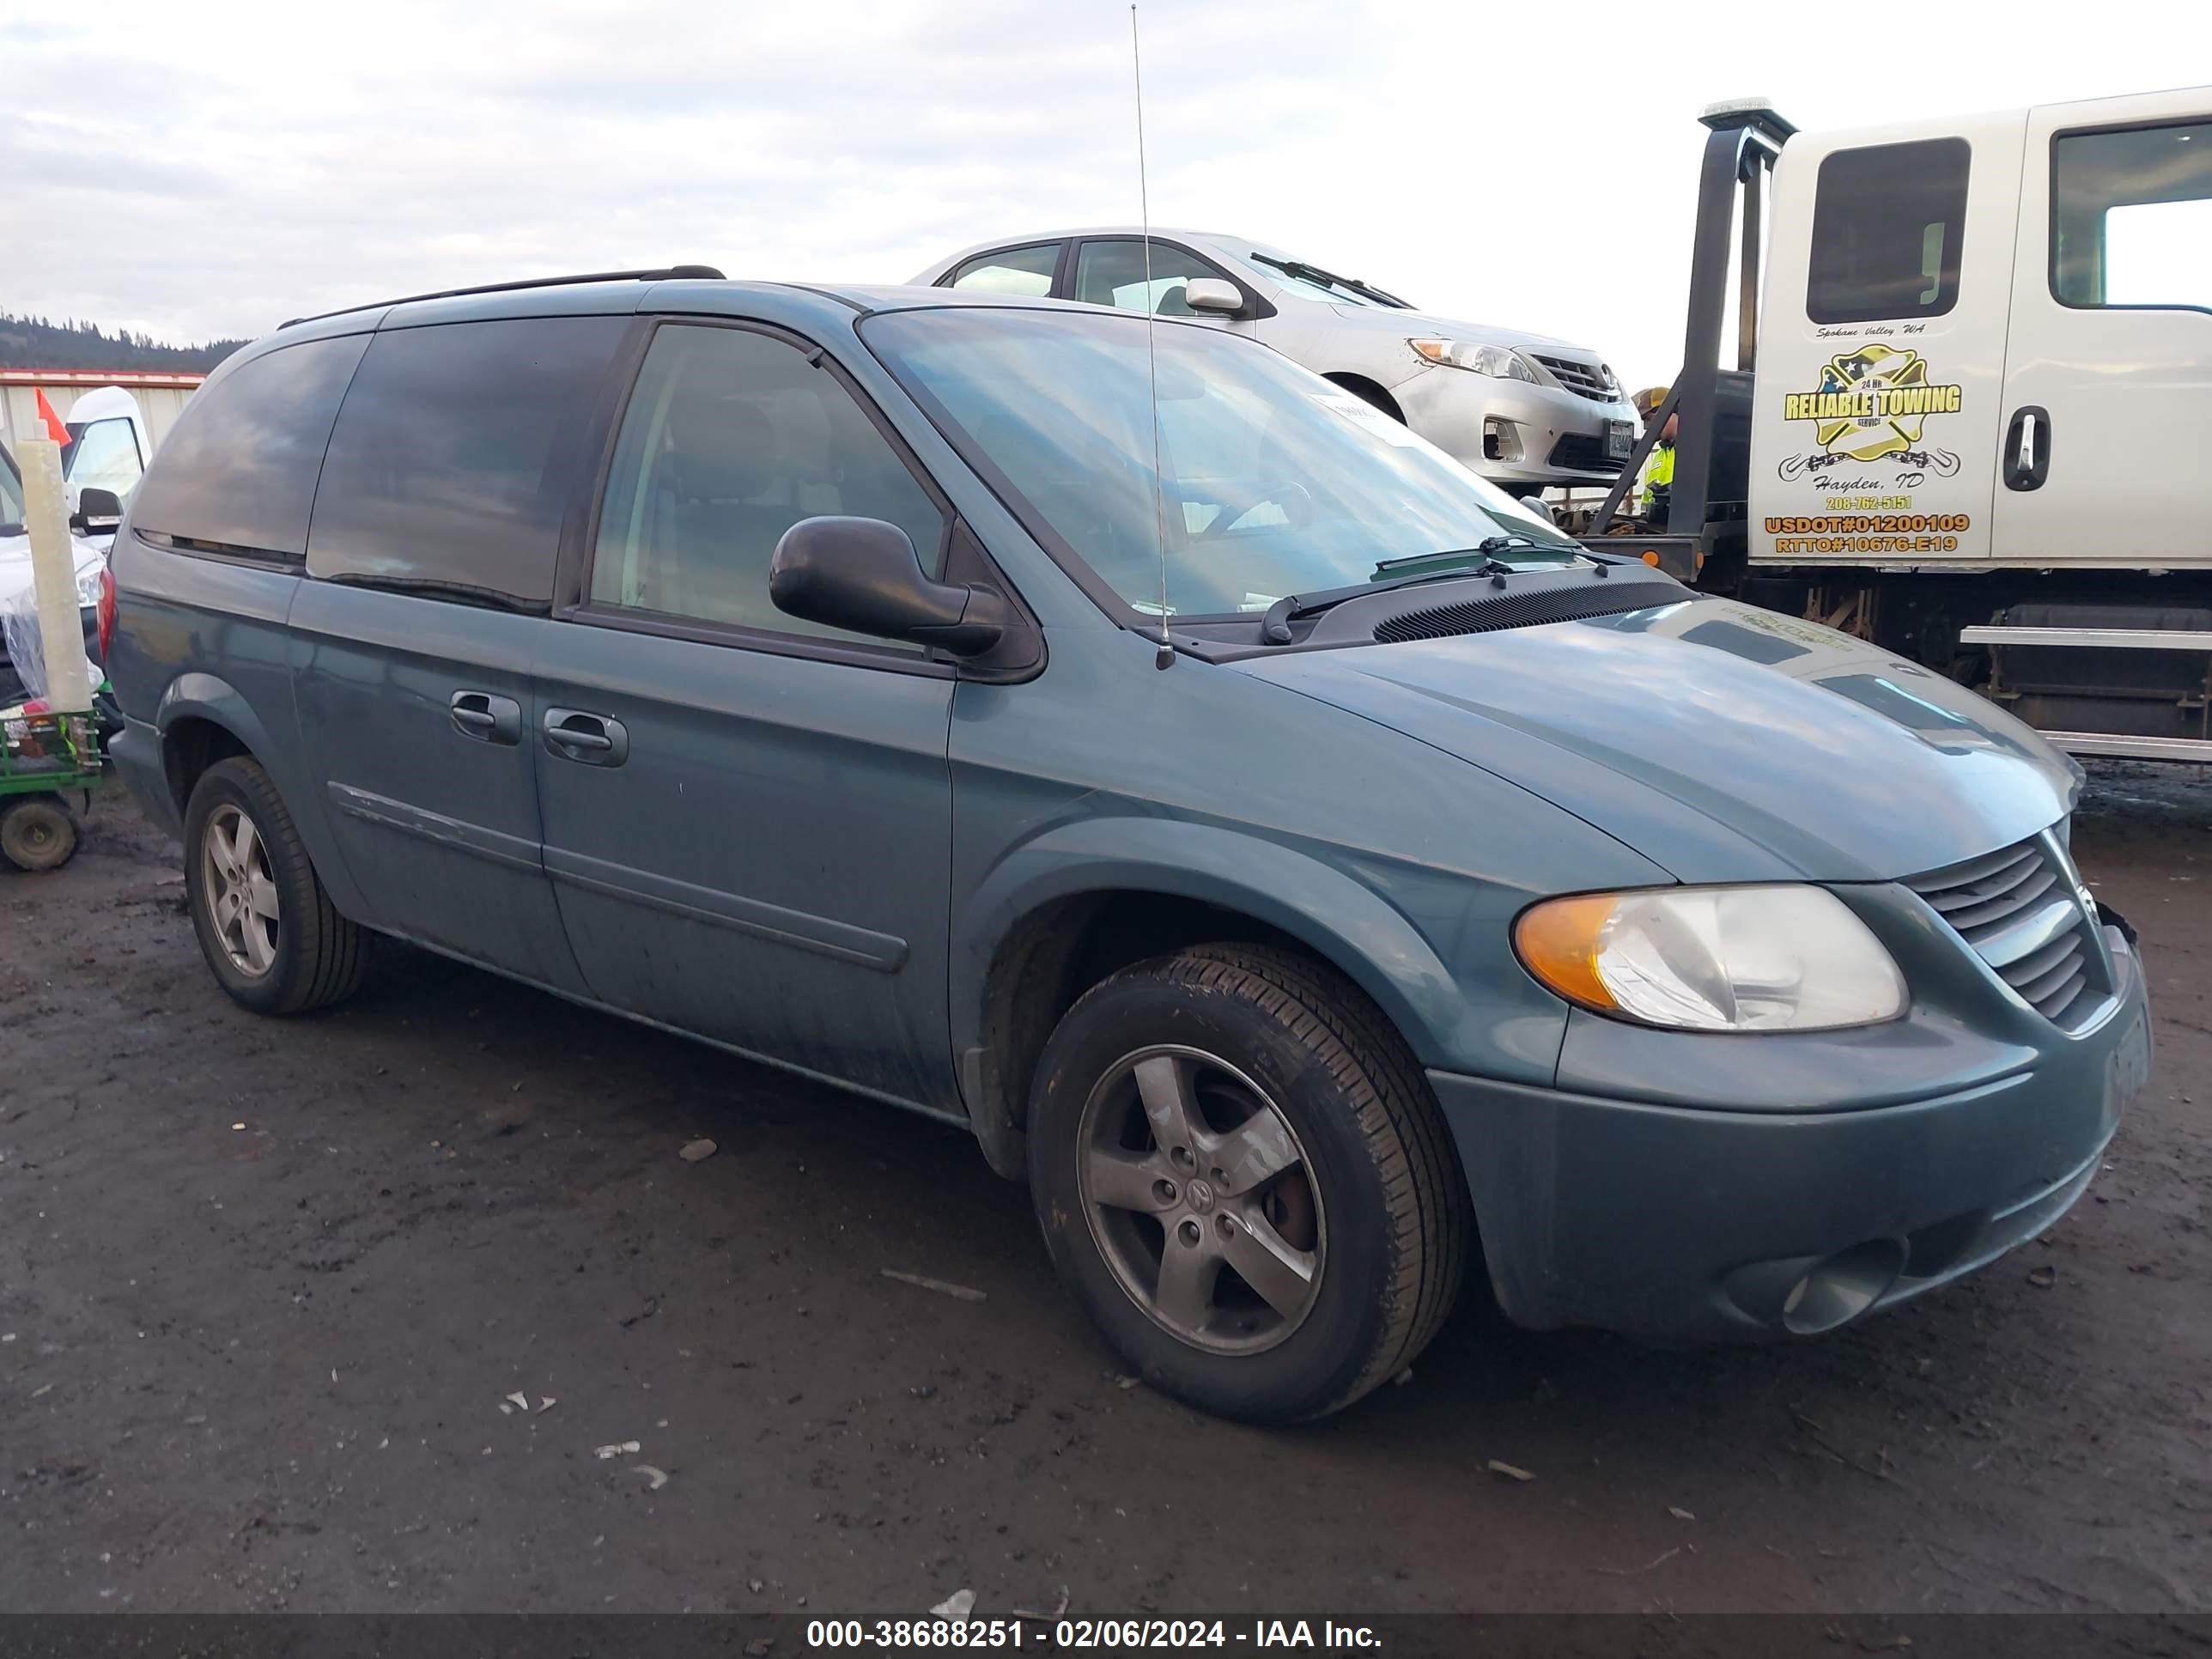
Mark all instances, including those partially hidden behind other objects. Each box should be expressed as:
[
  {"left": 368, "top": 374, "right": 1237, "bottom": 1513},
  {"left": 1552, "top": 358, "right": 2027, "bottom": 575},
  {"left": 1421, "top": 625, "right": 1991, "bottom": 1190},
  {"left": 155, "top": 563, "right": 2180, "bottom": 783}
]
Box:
[{"left": 867, "top": 307, "right": 1579, "bottom": 619}]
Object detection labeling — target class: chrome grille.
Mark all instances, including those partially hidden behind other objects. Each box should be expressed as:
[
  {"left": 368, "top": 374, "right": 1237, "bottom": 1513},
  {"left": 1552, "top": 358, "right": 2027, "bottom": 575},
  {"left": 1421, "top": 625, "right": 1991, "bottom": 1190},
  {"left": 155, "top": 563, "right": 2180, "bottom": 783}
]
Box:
[
  {"left": 1530, "top": 354, "right": 1617, "bottom": 403},
  {"left": 1905, "top": 829, "right": 2101, "bottom": 1027}
]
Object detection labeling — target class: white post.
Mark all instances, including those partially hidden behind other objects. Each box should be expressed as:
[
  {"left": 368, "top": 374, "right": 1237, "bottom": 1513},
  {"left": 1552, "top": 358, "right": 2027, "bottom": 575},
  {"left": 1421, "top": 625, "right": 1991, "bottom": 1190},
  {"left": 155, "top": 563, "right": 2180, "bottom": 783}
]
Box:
[{"left": 15, "top": 437, "right": 95, "bottom": 713}]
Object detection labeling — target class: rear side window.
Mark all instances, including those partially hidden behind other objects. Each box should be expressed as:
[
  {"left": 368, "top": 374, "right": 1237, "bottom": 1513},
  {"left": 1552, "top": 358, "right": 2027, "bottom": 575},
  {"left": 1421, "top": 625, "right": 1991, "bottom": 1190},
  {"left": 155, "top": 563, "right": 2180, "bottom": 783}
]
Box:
[
  {"left": 945, "top": 243, "right": 1060, "bottom": 296},
  {"left": 307, "top": 316, "right": 627, "bottom": 607},
  {"left": 129, "top": 333, "right": 369, "bottom": 556},
  {"left": 1807, "top": 138, "right": 1970, "bottom": 324},
  {"left": 2052, "top": 119, "right": 2212, "bottom": 309}
]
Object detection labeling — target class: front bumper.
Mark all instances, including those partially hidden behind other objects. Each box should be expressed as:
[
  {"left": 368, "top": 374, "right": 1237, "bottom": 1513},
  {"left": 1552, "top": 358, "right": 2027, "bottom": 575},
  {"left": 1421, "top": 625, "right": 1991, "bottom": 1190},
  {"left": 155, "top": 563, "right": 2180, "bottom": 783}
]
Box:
[
  {"left": 1395, "top": 368, "right": 1638, "bottom": 487},
  {"left": 1432, "top": 921, "right": 2150, "bottom": 1338}
]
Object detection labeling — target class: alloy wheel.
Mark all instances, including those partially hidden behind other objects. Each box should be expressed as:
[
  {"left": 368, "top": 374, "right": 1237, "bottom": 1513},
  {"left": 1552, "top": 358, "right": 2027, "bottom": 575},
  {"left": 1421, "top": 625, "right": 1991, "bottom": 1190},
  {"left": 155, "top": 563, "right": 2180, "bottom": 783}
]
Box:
[
  {"left": 201, "top": 803, "right": 281, "bottom": 977},
  {"left": 1076, "top": 1045, "right": 1326, "bottom": 1355}
]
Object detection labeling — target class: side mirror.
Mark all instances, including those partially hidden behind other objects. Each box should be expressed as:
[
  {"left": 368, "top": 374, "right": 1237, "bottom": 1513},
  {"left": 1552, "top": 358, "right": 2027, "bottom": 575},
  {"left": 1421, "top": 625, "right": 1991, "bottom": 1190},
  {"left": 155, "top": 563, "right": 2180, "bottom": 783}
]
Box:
[
  {"left": 1183, "top": 277, "right": 1243, "bottom": 315},
  {"left": 769, "top": 516, "right": 1011, "bottom": 658},
  {"left": 70, "top": 487, "right": 124, "bottom": 532}
]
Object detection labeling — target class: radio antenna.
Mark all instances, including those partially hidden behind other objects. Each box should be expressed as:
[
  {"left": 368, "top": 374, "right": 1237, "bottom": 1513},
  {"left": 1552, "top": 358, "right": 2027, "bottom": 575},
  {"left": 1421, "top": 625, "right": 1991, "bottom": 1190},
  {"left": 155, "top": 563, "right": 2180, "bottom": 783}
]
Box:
[{"left": 1130, "top": 3, "right": 1174, "bottom": 670}]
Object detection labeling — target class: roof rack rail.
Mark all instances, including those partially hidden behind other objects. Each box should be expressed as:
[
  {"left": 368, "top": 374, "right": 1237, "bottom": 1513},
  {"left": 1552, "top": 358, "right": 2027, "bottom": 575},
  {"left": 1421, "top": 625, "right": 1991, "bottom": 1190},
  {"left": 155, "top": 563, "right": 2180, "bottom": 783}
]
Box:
[{"left": 278, "top": 264, "right": 726, "bottom": 330}]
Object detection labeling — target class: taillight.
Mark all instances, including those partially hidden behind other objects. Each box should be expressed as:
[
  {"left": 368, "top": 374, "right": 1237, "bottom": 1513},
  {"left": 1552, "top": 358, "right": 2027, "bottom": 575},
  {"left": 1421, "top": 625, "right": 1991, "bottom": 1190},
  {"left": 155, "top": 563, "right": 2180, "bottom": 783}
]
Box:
[{"left": 97, "top": 564, "right": 117, "bottom": 659}]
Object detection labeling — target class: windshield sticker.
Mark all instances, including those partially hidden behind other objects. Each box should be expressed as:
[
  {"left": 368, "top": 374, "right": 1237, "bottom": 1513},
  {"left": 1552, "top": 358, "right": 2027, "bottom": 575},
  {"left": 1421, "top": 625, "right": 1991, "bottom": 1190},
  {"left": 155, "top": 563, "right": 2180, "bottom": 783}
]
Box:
[{"left": 1777, "top": 343, "right": 1961, "bottom": 484}]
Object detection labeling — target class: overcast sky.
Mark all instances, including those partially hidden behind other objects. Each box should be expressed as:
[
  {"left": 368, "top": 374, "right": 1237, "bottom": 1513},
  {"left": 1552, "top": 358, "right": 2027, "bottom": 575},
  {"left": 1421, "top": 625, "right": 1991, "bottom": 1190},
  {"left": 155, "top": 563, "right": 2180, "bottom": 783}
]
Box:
[{"left": 3, "top": 0, "right": 2200, "bottom": 389}]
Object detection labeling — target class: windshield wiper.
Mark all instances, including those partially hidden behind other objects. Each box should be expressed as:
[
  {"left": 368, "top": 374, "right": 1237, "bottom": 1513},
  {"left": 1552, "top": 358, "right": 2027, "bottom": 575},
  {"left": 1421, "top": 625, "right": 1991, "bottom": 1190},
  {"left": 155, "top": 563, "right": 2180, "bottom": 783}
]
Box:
[
  {"left": 1375, "top": 537, "right": 1568, "bottom": 576},
  {"left": 1249, "top": 252, "right": 1411, "bottom": 309},
  {"left": 1259, "top": 539, "right": 1583, "bottom": 643},
  {"left": 1261, "top": 562, "right": 1516, "bottom": 644}
]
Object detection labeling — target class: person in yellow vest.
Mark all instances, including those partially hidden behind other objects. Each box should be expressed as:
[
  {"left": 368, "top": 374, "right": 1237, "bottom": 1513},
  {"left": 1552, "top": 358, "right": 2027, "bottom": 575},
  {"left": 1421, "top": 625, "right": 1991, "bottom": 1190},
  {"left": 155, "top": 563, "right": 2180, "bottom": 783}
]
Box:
[{"left": 1634, "top": 386, "right": 1677, "bottom": 520}]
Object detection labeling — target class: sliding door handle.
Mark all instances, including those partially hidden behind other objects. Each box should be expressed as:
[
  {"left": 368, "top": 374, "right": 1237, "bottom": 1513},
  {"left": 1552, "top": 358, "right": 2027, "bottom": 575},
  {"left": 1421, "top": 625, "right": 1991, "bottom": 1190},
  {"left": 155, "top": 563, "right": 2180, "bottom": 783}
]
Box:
[{"left": 450, "top": 690, "right": 521, "bottom": 744}]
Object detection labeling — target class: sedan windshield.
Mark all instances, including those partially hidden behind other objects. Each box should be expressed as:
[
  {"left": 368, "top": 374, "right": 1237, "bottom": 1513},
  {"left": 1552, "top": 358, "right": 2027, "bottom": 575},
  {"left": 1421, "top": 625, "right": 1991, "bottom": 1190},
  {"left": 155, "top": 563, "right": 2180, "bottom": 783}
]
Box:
[{"left": 866, "top": 307, "right": 1579, "bottom": 619}]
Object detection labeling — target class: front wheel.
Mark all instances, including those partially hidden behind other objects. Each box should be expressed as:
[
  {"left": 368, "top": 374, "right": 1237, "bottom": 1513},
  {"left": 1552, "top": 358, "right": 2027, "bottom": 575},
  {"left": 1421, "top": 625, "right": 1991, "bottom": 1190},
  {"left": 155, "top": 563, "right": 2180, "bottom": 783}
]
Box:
[{"left": 1027, "top": 945, "right": 1468, "bottom": 1422}]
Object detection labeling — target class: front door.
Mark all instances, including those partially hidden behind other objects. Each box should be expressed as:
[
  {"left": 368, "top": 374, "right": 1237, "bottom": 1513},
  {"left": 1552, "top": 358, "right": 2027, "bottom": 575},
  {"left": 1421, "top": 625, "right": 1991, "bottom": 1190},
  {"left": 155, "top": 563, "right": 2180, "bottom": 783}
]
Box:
[
  {"left": 1992, "top": 90, "right": 2212, "bottom": 565},
  {"left": 532, "top": 319, "right": 961, "bottom": 1109},
  {"left": 1751, "top": 112, "right": 2022, "bottom": 562}
]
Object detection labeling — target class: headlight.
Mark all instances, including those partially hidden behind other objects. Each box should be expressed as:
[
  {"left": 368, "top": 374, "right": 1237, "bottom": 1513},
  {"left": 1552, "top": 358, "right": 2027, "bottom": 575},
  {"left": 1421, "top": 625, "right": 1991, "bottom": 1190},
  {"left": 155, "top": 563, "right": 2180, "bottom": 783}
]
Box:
[
  {"left": 1407, "top": 339, "right": 1539, "bottom": 383},
  {"left": 1514, "top": 885, "right": 1906, "bottom": 1032},
  {"left": 76, "top": 568, "right": 103, "bottom": 607}
]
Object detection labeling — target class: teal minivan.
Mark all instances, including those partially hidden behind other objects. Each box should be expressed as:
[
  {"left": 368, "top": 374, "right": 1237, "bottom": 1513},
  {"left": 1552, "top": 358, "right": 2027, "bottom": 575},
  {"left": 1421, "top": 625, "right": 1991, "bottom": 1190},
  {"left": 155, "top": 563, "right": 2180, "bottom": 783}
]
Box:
[{"left": 106, "top": 270, "right": 2149, "bottom": 1422}]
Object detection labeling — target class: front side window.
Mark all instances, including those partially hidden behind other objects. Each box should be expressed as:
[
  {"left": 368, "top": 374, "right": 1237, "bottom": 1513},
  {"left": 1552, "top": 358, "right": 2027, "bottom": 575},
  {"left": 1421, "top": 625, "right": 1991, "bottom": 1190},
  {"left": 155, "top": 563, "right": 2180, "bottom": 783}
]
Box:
[
  {"left": 307, "top": 316, "right": 627, "bottom": 606},
  {"left": 945, "top": 243, "right": 1060, "bottom": 297},
  {"left": 590, "top": 324, "right": 946, "bottom": 650},
  {"left": 2053, "top": 119, "right": 2212, "bottom": 309},
  {"left": 1074, "top": 240, "right": 1226, "bottom": 316},
  {"left": 64, "top": 418, "right": 144, "bottom": 499},
  {"left": 1807, "top": 138, "right": 1970, "bottom": 324},
  {"left": 866, "top": 307, "right": 1578, "bottom": 620}
]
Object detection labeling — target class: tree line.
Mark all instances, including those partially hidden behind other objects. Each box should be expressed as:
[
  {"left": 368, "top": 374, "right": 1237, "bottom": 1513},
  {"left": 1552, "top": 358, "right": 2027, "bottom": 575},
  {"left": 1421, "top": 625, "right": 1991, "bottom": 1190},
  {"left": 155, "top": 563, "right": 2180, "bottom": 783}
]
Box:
[{"left": 0, "top": 312, "right": 245, "bottom": 373}]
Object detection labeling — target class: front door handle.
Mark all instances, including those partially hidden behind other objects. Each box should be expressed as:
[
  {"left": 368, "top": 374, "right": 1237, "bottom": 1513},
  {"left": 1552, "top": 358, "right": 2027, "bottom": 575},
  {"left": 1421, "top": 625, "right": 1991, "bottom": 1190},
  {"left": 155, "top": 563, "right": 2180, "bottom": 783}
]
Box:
[
  {"left": 2003, "top": 404, "right": 2051, "bottom": 491},
  {"left": 451, "top": 690, "right": 522, "bottom": 745},
  {"left": 543, "top": 707, "right": 629, "bottom": 766}
]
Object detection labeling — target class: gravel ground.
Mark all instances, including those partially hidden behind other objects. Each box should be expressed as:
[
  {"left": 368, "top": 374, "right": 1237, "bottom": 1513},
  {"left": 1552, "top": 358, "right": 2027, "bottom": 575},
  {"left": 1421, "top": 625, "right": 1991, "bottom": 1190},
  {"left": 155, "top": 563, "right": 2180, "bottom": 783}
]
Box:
[{"left": 0, "top": 769, "right": 2205, "bottom": 1617}]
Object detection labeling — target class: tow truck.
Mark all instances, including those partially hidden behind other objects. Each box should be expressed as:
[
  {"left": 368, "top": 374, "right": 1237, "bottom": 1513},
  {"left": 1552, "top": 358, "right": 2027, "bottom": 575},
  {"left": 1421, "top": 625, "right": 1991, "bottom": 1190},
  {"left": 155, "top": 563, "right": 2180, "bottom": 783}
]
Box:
[{"left": 1589, "top": 86, "right": 2212, "bottom": 763}]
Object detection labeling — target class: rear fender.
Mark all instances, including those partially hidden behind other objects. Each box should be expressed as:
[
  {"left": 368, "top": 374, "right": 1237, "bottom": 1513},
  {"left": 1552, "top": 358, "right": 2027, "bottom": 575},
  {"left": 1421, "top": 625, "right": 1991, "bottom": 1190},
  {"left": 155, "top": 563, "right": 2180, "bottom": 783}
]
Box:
[{"left": 155, "top": 673, "right": 368, "bottom": 917}]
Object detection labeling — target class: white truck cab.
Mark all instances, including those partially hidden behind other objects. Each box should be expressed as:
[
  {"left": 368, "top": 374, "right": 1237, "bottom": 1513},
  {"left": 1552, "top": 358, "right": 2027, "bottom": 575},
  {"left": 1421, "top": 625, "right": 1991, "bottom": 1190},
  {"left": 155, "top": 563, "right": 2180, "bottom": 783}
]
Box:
[
  {"left": 58, "top": 386, "right": 155, "bottom": 516},
  {"left": 1594, "top": 87, "right": 2212, "bottom": 762}
]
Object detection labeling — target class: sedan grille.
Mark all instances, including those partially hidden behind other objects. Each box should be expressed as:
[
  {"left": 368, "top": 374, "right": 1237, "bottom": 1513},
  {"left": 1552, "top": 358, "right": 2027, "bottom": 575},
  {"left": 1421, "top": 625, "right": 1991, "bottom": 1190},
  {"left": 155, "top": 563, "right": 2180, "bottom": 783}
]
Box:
[
  {"left": 1904, "top": 829, "right": 2103, "bottom": 1028},
  {"left": 1530, "top": 354, "right": 1618, "bottom": 403}
]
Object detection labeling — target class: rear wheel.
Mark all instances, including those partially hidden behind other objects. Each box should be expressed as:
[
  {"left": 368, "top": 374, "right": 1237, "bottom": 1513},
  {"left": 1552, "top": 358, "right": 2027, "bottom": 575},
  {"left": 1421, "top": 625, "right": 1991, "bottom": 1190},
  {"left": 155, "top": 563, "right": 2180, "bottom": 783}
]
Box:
[
  {"left": 0, "top": 795, "right": 78, "bottom": 872},
  {"left": 1027, "top": 944, "right": 1468, "bottom": 1422},
  {"left": 183, "top": 757, "right": 368, "bottom": 1014}
]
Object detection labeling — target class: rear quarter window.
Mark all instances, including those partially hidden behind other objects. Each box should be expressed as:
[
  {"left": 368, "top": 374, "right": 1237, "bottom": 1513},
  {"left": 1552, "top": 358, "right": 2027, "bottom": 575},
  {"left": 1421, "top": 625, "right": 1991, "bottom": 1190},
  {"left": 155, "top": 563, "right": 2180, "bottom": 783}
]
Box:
[
  {"left": 306, "top": 316, "right": 628, "bottom": 607},
  {"left": 128, "top": 333, "right": 370, "bottom": 557}
]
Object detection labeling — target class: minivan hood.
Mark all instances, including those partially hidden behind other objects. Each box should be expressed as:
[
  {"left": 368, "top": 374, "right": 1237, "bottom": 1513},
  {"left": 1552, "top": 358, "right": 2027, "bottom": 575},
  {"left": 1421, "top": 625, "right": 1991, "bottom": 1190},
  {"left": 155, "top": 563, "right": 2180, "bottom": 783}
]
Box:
[{"left": 1237, "top": 598, "right": 2080, "bottom": 884}]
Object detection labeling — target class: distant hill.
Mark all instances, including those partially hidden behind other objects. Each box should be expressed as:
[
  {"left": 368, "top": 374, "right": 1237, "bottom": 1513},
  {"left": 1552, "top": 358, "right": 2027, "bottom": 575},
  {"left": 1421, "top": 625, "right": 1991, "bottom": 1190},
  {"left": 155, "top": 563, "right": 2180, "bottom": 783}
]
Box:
[{"left": 0, "top": 312, "right": 245, "bottom": 374}]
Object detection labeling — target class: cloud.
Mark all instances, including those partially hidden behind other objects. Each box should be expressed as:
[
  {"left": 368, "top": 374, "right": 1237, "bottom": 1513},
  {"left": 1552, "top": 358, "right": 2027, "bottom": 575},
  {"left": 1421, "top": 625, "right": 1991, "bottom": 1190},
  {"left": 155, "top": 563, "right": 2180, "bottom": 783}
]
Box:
[{"left": 3, "top": 0, "right": 2200, "bottom": 388}]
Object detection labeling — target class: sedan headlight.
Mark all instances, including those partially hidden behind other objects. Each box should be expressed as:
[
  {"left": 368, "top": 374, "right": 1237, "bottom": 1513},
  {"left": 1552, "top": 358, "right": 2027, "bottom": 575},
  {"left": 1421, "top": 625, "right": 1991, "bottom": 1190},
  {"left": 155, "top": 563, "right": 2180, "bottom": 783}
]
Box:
[
  {"left": 1407, "top": 339, "right": 1539, "bottom": 383},
  {"left": 1515, "top": 885, "right": 1906, "bottom": 1032},
  {"left": 76, "top": 567, "right": 104, "bottom": 608}
]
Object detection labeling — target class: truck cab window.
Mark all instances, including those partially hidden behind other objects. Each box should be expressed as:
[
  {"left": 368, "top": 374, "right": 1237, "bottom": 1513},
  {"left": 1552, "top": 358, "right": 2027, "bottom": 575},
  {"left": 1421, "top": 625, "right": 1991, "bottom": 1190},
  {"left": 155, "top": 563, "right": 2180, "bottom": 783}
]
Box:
[
  {"left": 63, "top": 418, "right": 145, "bottom": 499},
  {"left": 2052, "top": 119, "right": 2212, "bottom": 310},
  {"left": 1807, "top": 137, "right": 1969, "bottom": 324}
]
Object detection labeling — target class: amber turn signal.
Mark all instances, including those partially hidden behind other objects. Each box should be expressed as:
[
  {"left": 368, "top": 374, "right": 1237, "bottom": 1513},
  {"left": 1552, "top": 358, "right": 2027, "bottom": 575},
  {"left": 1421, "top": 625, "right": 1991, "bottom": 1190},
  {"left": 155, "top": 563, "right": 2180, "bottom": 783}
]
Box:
[{"left": 1512, "top": 893, "right": 1623, "bottom": 1013}]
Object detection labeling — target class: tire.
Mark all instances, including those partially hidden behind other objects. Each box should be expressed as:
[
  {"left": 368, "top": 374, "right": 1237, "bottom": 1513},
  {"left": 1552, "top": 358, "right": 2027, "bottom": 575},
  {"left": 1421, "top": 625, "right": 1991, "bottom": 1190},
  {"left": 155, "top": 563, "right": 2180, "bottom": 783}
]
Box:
[
  {"left": 1027, "top": 943, "right": 1468, "bottom": 1423},
  {"left": 182, "top": 756, "right": 368, "bottom": 1015},
  {"left": 0, "top": 795, "right": 78, "bottom": 872}
]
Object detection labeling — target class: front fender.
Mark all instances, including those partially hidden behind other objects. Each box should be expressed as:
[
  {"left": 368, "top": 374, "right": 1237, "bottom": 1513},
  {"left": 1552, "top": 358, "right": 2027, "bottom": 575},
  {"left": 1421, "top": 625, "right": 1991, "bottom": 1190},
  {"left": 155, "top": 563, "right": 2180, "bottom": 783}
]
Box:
[
  {"left": 955, "top": 816, "right": 1565, "bottom": 1084},
  {"left": 153, "top": 673, "right": 367, "bottom": 919}
]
